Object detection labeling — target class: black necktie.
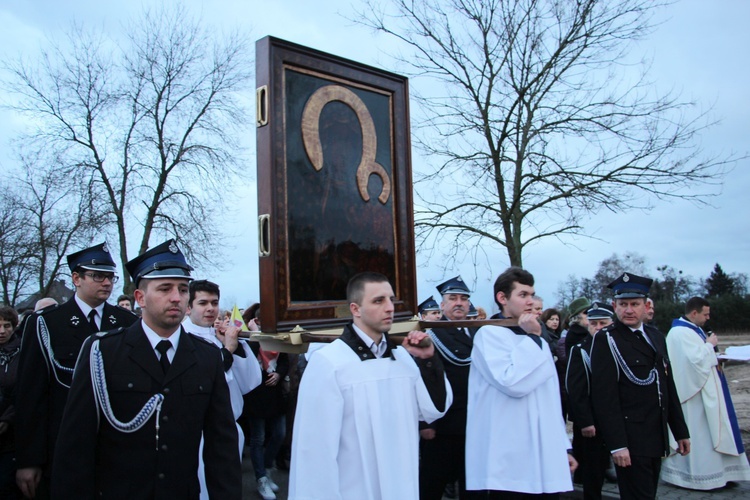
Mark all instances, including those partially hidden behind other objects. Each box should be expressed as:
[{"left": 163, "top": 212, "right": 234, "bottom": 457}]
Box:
[
  {"left": 635, "top": 329, "right": 653, "bottom": 350},
  {"left": 156, "top": 340, "right": 172, "bottom": 374},
  {"left": 88, "top": 310, "right": 98, "bottom": 332}
]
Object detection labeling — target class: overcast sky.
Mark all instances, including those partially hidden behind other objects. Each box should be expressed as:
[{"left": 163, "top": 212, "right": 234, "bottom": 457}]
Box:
[{"left": 1, "top": 0, "right": 748, "bottom": 314}]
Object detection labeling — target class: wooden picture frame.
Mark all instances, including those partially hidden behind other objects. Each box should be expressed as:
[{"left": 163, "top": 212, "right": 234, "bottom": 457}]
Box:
[{"left": 255, "top": 36, "right": 416, "bottom": 332}]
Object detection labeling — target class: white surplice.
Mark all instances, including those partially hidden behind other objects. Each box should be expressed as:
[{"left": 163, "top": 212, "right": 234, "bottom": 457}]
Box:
[
  {"left": 182, "top": 317, "right": 263, "bottom": 500},
  {"left": 466, "top": 326, "right": 572, "bottom": 494},
  {"left": 289, "top": 339, "right": 452, "bottom": 500},
  {"left": 661, "top": 321, "right": 750, "bottom": 490}
]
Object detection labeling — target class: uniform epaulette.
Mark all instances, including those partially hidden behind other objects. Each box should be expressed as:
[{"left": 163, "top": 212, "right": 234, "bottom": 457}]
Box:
[
  {"left": 35, "top": 303, "right": 63, "bottom": 315},
  {"left": 598, "top": 323, "right": 616, "bottom": 334},
  {"left": 96, "top": 327, "right": 127, "bottom": 339}
]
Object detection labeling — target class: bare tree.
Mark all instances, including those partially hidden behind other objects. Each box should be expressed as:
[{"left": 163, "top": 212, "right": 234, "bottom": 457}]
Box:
[
  {"left": 0, "top": 152, "right": 101, "bottom": 306},
  {"left": 356, "top": 0, "right": 734, "bottom": 267},
  {"left": 555, "top": 251, "right": 647, "bottom": 306},
  {"left": 0, "top": 190, "right": 35, "bottom": 306},
  {"left": 2, "top": 5, "right": 251, "bottom": 291},
  {"left": 16, "top": 153, "right": 104, "bottom": 298}
]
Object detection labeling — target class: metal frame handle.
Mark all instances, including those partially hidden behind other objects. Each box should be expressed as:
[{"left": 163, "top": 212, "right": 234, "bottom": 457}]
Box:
[{"left": 258, "top": 214, "right": 271, "bottom": 257}]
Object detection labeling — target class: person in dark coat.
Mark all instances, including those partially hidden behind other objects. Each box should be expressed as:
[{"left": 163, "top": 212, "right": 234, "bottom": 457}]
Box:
[
  {"left": 566, "top": 303, "right": 615, "bottom": 499},
  {"left": 50, "top": 239, "right": 241, "bottom": 500},
  {"left": 420, "top": 276, "right": 476, "bottom": 500},
  {"left": 240, "top": 303, "right": 289, "bottom": 500},
  {"left": 15, "top": 242, "right": 137, "bottom": 499},
  {"left": 564, "top": 297, "right": 591, "bottom": 356},
  {"left": 590, "top": 273, "right": 690, "bottom": 500},
  {"left": 0, "top": 307, "right": 21, "bottom": 499}
]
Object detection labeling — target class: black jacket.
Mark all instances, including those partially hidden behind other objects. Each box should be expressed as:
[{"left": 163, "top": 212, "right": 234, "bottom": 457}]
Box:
[
  {"left": 15, "top": 298, "right": 137, "bottom": 472},
  {"left": 590, "top": 320, "right": 689, "bottom": 457},
  {"left": 422, "top": 319, "right": 475, "bottom": 435},
  {"left": 243, "top": 343, "right": 290, "bottom": 419},
  {"left": 565, "top": 334, "right": 595, "bottom": 428},
  {"left": 51, "top": 322, "right": 241, "bottom": 499}
]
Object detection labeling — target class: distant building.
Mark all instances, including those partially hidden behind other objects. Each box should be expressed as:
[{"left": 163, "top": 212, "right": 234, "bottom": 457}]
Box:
[{"left": 15, "top": 279, "right": 75, "bottom": 313}]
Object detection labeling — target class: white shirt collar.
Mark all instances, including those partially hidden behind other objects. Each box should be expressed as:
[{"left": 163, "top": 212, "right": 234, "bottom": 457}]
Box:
[
  {"left": 141, "top": 319, "right": 181, "bottom": 362},
  {"left": 628, "top": 323, "right": 654, "bottom": 348},
  {"left": 628, "top": 323, "right": 644, "bottom": 333},
  {"left": 352, "top": 323, "right": 388, "bottom": 358},
  {"left": 182, "top": 316, "right": 213, "bottom": 338},
  {"left": 74, "top": 294, "right": 105, "bottom": 323}
]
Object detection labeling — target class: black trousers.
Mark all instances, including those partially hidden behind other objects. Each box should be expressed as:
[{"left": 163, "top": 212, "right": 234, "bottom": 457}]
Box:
[
  {"left": 614, "top": 455, "right": 662, "bottom": 500},
  {"left": 572, "top": 426, "right": 610, "bottom": 500},
  {"left": 466, "top": 491, "right": 559, "bottom": 499},
  {"left": 419, "top": 434, "right": 467, "bottom": 500}
]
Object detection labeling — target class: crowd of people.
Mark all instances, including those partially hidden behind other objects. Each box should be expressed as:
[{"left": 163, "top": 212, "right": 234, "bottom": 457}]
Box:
[{"left": 0, "top": 240, "right": 748, "bottom": 500}]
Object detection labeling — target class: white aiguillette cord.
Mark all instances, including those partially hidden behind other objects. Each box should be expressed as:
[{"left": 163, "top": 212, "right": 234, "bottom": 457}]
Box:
[{"left": 90, "top": 339, "right": 165, "bottom": 449}]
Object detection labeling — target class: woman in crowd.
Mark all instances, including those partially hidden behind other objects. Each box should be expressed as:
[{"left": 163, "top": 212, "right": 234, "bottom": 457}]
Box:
[
  {"left": 241, "top": 304, "right": 289, "bottom": 500},
  {"left": 541, "top": 308, "right": 563, "bottom": 337},
  {"left": 0, "top": 306, "right": 21, "bottom": 499}
]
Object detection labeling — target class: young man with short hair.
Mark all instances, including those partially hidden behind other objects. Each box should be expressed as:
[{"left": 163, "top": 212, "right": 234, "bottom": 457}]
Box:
[
  {"left": 466, "top": 267, "right": 576, "bottom": 498},
  {"left": 290, "top": 272, "right": 451, "bottom": 499},
  {"left": 117, "top": 294, "right": 134, "bottom": 311},
  {"left": 565, "top": 303, "right": 615, "bottom": 500},
  {"left": 51, "top": 240, "right": 241, "bottom": 499},
  {"left": 183, "top": 279, "right": 262, "bottom": 499},
  {"left": 15, "top": 243, "right": 137, "bottom": 499}
]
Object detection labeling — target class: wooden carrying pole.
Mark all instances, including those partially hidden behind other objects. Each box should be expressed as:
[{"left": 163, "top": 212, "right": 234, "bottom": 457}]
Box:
[{"left": 240, "top": 319, "right": 518, "bottom": 353}]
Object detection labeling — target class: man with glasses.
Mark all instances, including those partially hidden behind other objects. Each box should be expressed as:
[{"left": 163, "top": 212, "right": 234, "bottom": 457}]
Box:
[
  {"left": 51, "top": 239, "right": 241, "bottom": 499},
  {"left": 15, "top": 242, "right": 137, "bottom": 499}
]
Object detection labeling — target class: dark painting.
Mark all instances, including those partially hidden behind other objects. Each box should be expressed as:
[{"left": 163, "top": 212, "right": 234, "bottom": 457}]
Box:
[
  {"left": 255, "top": 36, "right": 415, "bottom": 332},
  {"left": 285, "top": 70, "right": 396, "bottom": 301}
]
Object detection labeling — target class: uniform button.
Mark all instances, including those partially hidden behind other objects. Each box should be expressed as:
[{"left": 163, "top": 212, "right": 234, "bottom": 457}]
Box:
[
  {"left": 127, "top": 383, "right": 134, "bottom": 389},
  {"left": 358, "top": 346, "right": 363, "bottom": 351},
  {"left": 426, "top": 362, "right": 433, "bottom": 368},
  {"left": 362, "top": 353, "right": 368, "bottom": 358},
  {"left": 198, "top": 385, "right": 204, "bottom": 392},
  {"left": 161, "top": 444, "right": 168, "bottom": 451},
  {"left": 162, "top": 415, "right": 169, "bottom": 422},
  {"left": 158, "top": 473, "right": 165, "bottom": 480},
  {"left": 163, "top": 387, "right": 170, "bottom": 394}
]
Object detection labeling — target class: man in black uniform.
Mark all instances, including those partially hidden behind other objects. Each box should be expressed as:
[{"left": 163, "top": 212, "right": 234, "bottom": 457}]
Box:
[
  {"left": 566, "top": 302, "right": 615, "bottom": 500},
  {"left": 15, "top": 242, "right": 137, "bottom": 499},
  {"left": 418, "top": 296, "right": 442, "bottom": 321},
  {"left": 51, "top": 240, "right": 241, "bottom": 499},
  {"left": 590, "top": 273, "right": 690, "bottom": 499},
  {"left": 420, "top": 276, "right": 475, "bottom": 500}
]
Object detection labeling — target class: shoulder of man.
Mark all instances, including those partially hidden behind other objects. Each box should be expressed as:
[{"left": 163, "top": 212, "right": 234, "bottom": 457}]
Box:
[
  {"left": 22, "top": 301, "right": 76, "bottom": 334},
  {"left": 94, "top": 326, "right": 128, "bottom": 340},
  {"left": 186, "top": 332, "right": 222, "bottom": 351},
  {"left": 104, "top": 302, "right": 138, "bottom": 318},
  {"left": 643, "top": 323, "right": 663, "bottom": 337},
  {"left": 590, "top": 324, "right": 615, "bottom": 354},
  {"left": 430, "top": 325, "right": 461, "bottom": 337},
  {"left": 33, "top": 300, "right": 71, "bottom": 319}
]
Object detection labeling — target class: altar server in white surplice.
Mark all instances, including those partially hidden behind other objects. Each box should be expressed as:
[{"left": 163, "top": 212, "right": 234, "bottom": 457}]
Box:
[
  {"left": 466, "top": 267, "right": 576, "bottom": 498},
  {"left": 289, "top": 272, "right": 452, "bottom": 500},
  {"left": 182, "top": 280, "right": 262, "bottom": 500},
  {"left": 661, "top": 297, "right": 750, "bottom": 490}
]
